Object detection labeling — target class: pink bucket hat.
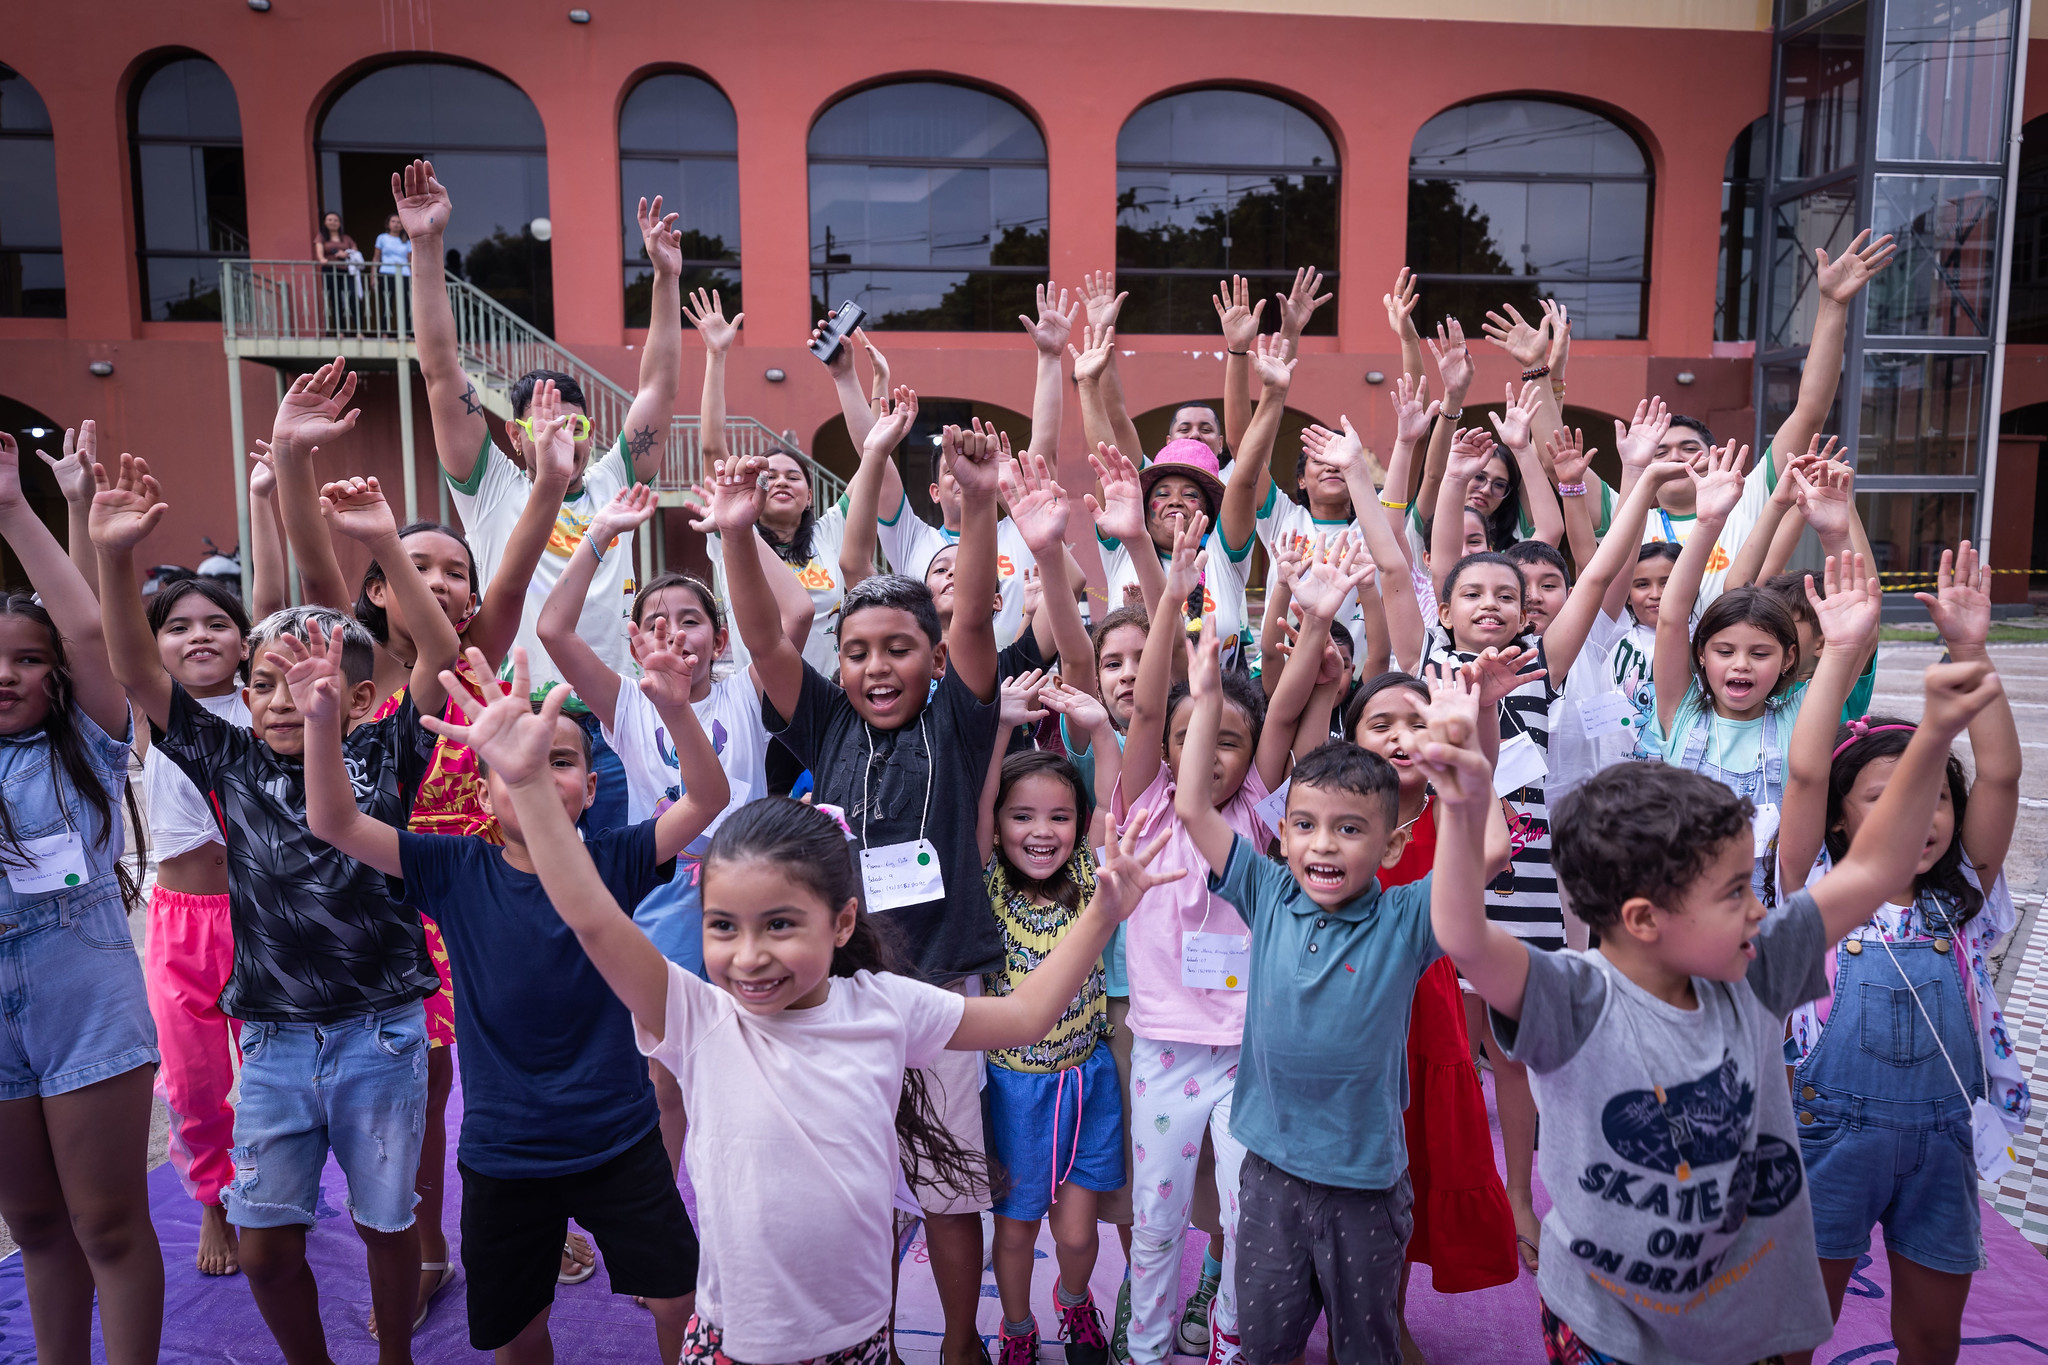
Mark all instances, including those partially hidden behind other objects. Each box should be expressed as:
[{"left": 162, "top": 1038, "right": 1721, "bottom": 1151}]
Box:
[{"left": 1139, "top": 438, "right": 1227, "bottom": 514}]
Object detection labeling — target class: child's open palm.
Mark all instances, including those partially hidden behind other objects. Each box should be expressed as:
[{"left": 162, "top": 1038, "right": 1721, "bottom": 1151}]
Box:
[
  {"left": 1002, "top": 451, "right": 1071, "bottom": 556},
  {"left": 248, "top": 438, "right": 278, "bottom": 500},
  {"left": 424, "top": 646, "right": 568, "bottom": 786},
  {"left": 1805, "top": 552, "right": 1881, "bottom": 651},
  {"left": 1277, "top": 266, "right": 1332, "bottom": 340},
  {"left": 683, "top": 288, "right": 743, "bottom": 353},
  {"left": 1416, "top": 670, "right": 1494, "bottom": 807},
  {"left": 1488, "top": 380, "right": 1541, "bottom": 452},
  {"left": 634, "top": 619, "right": 701, "bottom": 709},
  {"left": 1038, "top": 678, "right": 1108, "bottom": 734},
  {"left": 1080, "top": 271, "right": 1126, "bottom": 332},
  {"left": 1390, "top": 376, "right": 1439, "bottom": 444},
  {"left": 1284, "top": 535, "right": 1373, "bottom": 624},
  {"left": 1482, "top": 303, "right": 1549, "bottom": 368},
  {"left": 1092, "top": 818, "right": 1185, "bottom": 923},
  {"left": 1161, "top": 511, "right": 1209, "bottom": 608},
  {"left": 708, "top": 456, "right": 766, "bottom": 533},
  {"left": 36, "top": 421, "right": 96, "bottom": 507},
  {"left": 1019, "top": 282, "right": 1078, "bottom": 357},
  {"left": 1546, "top": 428, "right": 1593, "bottom": 486},
  {"left": 1426, "top": 318, "right": 1474, "bottom": 396},
  {"left": 1301, "top": 421, "right": 1364, "bottom": 477},
  {"left": 1445, "top": 427, "right": 1495, "bottom": 486},
  {"left": 1068, "top": 322, "right": 1115, "bottom": 385},
  {"left": 1459, "top": 644, "right": 1545, "bottom": 709},
  {"left": 591, "top": 484, "right": 659, "bottom": 551},
  {"left": 1084, "top": 443, "right": 1146, "bottom": 543},
  {"left": 1915, "top": 541, "right": 1991, "bottom": 650},
  {"left": 1612, "top": 397, "right": 1671, "bottom": 473},
  {"left": 1383, "top": 267, "right": 1421, "bottom": 342},
  {"left": 1686, "top": 441, "right": 1750, "bottom": 524},
  {"left": 88, "top": 453, "right": 169, "bottom": 550},
  {"left": 1249, "top": 332, "right": 1296, "bottom": 391},
  {"left": 864, "top": 386, "right": 919, "bottom": 460},
  {"left": 1212, "top": 275, "right": 1264, "bottom": 353},
  {"left": 390, "top": 159, "right": 452, "bottom": 242},
  {"left": 273, "top": 357, "right": 362, "bottom": 451},
  {"left": 264, "top": 620, "right": 344, "bottom": 724},
  {"left": 1816, "top": 229, "right": 1899, "bottom": 306},
  {"left": 319, "top": 476, "right": 398, "bottom": 544},
  {"left": 999, "top": 668, "right": 1050, "bottom": 730}
]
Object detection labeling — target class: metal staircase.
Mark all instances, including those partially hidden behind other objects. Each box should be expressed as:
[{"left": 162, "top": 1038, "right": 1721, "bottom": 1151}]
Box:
[{"left": 218, "top": 259, "right": 843, "bottom": 592}]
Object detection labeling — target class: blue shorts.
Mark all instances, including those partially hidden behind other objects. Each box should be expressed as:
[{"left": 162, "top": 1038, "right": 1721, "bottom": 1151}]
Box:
[
  {"left": 985, "top": 1044, "right": 1124, "bottom": 1222},
  {"left": 1799, "top": 1081, "right": 1985, "bottom": 1275},
  {"left": 226, "top": 1002, "right": 430, "bottom": 1233},
  {"left": 0, "top": 877, "right": 158, "bottom": 1100}
]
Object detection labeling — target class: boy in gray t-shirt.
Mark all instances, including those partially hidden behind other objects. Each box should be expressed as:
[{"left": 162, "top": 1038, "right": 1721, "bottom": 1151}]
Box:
[{"left": 1416, "top": 660, "right": 2000, "bottom": 1363}]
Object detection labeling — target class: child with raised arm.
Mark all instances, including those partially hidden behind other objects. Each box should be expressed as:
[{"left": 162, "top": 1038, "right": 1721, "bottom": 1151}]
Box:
[
  {"left": 425, "top": 654, "right": 1180, "bottom": 1365},
  {"left": 302, "top": 631, "right": 724, "bottom": 1364},
  {"left": 1775, "top": 545, "right": 2024, "bottom": 1362},
  {"left": 709, "top": 419, "right": 1008, "bottom": 1365},
  {"left": 93, "top": 450, "right": 459, "bottom": 1363},
  {"left": 1114, "top": 522, "right": 1368, "bottom": 1365},
  {"left": 1171, "top": 623, "right": 1447, "bottom": 1365},
  {"left": 1424, "top": 645, "right": 2004, "bottom": 1365}
]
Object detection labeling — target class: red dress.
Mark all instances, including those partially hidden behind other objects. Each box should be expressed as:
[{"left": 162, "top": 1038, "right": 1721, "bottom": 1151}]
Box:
[{"left": 1381, "top": 800, "right": 1519, "bottom": 1292}]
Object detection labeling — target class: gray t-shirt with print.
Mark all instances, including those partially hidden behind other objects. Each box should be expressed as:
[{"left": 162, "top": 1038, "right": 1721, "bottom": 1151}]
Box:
[{"left": 1493, "top": 891, "right": 1833, "bottom": 1364}]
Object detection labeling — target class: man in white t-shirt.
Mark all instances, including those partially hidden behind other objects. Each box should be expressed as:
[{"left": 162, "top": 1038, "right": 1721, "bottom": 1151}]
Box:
[{"left": 395, "top": 157, "right": 684, "bottom": 830}]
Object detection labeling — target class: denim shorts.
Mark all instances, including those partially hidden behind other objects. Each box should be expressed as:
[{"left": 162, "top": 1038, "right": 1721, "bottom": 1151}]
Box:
[
  {"left": 225, "top": 1002, "right": 429, "bottom": 1233},
  {"left": 985, "top": 1044, "right": 1124, "bottom": 1222},
  {"left": 1798, "top": 1080, "right": 1985, "bottom": 1275},
  {"left": 0, "top": 877, "right": 158, "bottom": 1100}
]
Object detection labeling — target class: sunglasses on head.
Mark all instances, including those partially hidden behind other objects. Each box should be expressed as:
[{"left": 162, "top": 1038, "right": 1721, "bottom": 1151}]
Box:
[{"left": 515, "top": 413, "right": 592, "bottom": 443}]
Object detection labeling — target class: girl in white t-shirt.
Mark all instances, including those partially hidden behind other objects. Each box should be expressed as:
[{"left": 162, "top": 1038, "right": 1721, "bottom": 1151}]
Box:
[{"left": 429, "top": 659, "right": 1178, "bottom": 1365}]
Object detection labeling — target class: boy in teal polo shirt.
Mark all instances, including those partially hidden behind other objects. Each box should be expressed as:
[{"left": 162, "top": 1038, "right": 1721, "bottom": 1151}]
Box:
[{"left": 1171, "top": 626, "right": 1441, "bottom": 1365}]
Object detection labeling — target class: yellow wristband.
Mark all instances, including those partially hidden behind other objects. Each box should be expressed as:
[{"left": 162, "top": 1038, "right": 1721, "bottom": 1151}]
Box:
[{"left": 1380, "top": 497, "right": 1410, "bottom": 511}]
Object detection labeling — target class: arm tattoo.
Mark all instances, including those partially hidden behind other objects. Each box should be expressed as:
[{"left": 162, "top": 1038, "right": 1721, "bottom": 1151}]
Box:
[
  {"left": 459, "top": 382, "right": 483, "bottom": 417},
  {"left": 627, "top": 425, "right": 659, "bottom": 461}
]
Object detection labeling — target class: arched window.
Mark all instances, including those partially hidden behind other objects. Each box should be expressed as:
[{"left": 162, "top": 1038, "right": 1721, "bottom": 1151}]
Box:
[
  {"left": 808, "top": 81, "right": 1048, "bottom": 330},
  {"left": 1717, "top": 116, "right": 1768, "bottom": 343},
  {"left": 1115, "top": 90, "right": 1337, "bottom": 335},
  {"left": 317, "top": 62, "right": 551, "bottom": 331},
  {"left": 131, "top": 55, "right": 247, "bottom": 322},
  {"left": 2003, "top": 114, "right": 2048, "bottom": 343},
  {"left": 0, "top": 65, "right": 63, "bottom": 317},
  {"left": 1408, "top": 98, "right": 1652, "bottom": 340},
  {"left": 619, "top": 72, "right": 740, "bottom": 328}
]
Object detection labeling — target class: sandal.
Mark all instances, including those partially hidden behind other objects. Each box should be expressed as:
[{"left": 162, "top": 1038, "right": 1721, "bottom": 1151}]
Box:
[
  {"left": 413, "top": 1261, "right": 456, "bottom": 1330},
  {"left": 1516, "top": 1233, "right": 1541, "bottom": 1274},
  {"left": 558, "top": 1239, "right": 597, "bottom": 1285}
]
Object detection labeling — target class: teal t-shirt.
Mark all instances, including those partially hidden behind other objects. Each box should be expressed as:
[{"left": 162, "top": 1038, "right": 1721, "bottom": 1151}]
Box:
[{"left": 1642, "top": 684, "right": 1808, "bottom": 773}]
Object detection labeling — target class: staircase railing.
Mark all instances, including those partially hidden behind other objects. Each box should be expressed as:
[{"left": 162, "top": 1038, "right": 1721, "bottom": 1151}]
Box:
[{"left": 220, "top": 259, "right": 843, "bottom": 507}]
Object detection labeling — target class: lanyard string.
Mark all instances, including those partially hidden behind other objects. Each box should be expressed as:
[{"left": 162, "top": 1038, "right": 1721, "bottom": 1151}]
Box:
[
  {"left": 860, "top": 714, "right": 933, "bottom": 849},
  {"left": 1871, "top": 931, "right": 1975, "bottom": 1107}
]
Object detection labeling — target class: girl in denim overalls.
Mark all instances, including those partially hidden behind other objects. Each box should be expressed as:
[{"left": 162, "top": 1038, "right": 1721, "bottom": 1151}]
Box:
[
  {"left": 0, "top": 432, "right": 164, "bottom": 1363},
  {"left": 1778, "top": 543, "right": 2024, "bottom": 1362}
]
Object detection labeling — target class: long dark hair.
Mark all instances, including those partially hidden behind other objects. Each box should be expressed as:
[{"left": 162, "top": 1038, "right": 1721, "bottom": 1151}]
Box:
[
  {"left": 1825, "top": 717, "right": 1983, "bottom": 925},
  {"left": 1472, "top": 444, "right": 1523, "bottom": 552},
  {"left": 703, "top": 798, "right": 992, "bottom": 1202},
  {"left": 757, "top": 449, "right": 818, "bottom": 566},
  {"left": 992, "top": 751, "right": 1091, "bottom": 914},
  {"left": 146, "top": 578, "right": 253, "bottom": 684},
  {"left": 354, "top": 521, "right": 479, "bottom": 644},
  {"left": 0, "top": 595, "right": 143, "bottom": 908}
]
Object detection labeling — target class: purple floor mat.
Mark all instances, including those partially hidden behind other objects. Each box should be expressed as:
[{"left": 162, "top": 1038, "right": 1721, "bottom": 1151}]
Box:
[{"left": 5, "top": 1069, "right": 2048, "bottom": 1362}]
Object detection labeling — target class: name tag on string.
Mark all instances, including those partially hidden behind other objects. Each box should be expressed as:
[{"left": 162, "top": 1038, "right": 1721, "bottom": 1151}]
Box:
[
  {"left": 1182, "top": 931, "right": 1250, "bottom": 991},
  {"left": 1750, "top": 802, "right": 1781, "bottom": 859},
  {"left": 859, "top": 839, "right": 945, "bottom": 913},
  {"left": 1492, "top": 731, "right": 1548, "bottom": 797},
  {"left": 1975, "top": 1098, "right": 2018, "bottom": 1181},
  {"left": 1577, "top": 691, "right": 1637, "bottom": 739},
  {"left": 1254, "top": 780, "right": 1291, "bottom": 834},
  {"left": 7, "top": 830, "right": 90, "bottom": 894}
]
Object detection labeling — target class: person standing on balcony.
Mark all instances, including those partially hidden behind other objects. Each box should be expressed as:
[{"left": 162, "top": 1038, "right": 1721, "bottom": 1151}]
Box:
[
  {"left": 373, "top": 214, "right": 411, "bottom": 334},
  {"left": 392, "top": 158, "right": 685, "bottom": 835},
  {"left": 314, "top": 210, "right": 359, "bottom": 335}
]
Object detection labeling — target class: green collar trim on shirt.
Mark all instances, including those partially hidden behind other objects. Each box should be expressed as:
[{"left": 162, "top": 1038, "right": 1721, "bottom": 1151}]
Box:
[
  {"left": 443, "top": 431, "right": 496, "bottom": 498},
  {"left": 1310, "top": 514, "right": 1353, "bottom": 527},
  {"left": 1097, "top": 527, "right": 1122, "bottom": 552},
  {"left": 878, "top": 491, "right": 909, "bottom": 528},
  {"left": 1255, "top": 480, "right": 1278, "bottom": 520},
  {"left": 1218, "top": 520, "right": 1256, "bottom": 562}
]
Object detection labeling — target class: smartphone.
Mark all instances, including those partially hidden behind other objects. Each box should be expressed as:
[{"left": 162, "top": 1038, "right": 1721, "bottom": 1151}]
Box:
[{"left": 809, "top": 300, "right": 867, "bottom": 365}]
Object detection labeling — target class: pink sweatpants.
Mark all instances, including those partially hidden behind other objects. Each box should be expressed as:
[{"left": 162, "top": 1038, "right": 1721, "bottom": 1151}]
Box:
[{"left": 143, "top": 886, "right": 239, "bottom": 1207}]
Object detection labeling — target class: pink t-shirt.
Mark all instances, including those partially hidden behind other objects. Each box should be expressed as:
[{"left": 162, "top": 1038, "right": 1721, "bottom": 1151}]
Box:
[{"left": 1113, "top": 764, "right": 1275, "bottom": 1046}]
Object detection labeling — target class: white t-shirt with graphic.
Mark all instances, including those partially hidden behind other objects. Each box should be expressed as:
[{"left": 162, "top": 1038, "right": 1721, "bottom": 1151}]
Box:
[
  {"left": 876, "top": 496, "right": 1034, "bottom": 648},
  {"left": 603, "top": 669, "right": 766, "bottom": 850},
  {"left": 449, "top": 433, "right": 639, "bottom": 695},
  {"left": 707, "top": 497, "right": 849, "bottom": 676},
  {"left": 1097, "top": 528, "right": 1252, "bottom": 660}
]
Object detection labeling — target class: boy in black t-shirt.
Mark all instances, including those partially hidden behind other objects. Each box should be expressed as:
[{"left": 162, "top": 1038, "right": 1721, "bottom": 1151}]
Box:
[
  {"left": 706, "top": 389, "right": 1004, "bottom": 1365},
  {"left": 304, "top": 638, "right": 728, "bottom": 1359},
  {"left": 94, "top": 452, "right": 462, "bottom": 1360}
]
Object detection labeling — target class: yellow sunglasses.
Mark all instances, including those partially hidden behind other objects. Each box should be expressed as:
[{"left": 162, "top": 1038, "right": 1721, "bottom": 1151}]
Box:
[{"left": 515, "top": 413, "right": 593, "bottom": 442}]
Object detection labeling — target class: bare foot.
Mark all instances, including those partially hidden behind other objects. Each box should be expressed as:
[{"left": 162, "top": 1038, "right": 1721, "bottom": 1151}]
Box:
[
  {"left": 560, "top": 1230, "right": 595, "bottom": 1282},
  {"left": 196, "top": 1204, "right": 240, "bottom": 1276},
  {"left": 1510, "top": 1194, "right": 1541, "bottom": 1274}
]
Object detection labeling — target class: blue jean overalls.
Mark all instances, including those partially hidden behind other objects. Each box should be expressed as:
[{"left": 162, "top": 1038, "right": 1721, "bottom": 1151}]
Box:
[
  {"left": 1678, "top": 703, "right": 1782, "bottom": 906},
  {"left": 1791, "top": 896, "right": 1988, "bottom": 1275}
]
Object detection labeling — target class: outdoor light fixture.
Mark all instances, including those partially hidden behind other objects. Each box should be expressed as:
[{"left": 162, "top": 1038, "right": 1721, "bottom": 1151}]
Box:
[
  {"left": 568, "top": 8, "right": 591, "bottom": 21},
  {"left": 89, "top": 360, "right": 114, "bottom": 377},
  {"left": 1675, "top": 371, "right": 1697, "bottom": 385},
  {"left": 248, "top": 0, "right": 271, "bottom": 10},
  {"left": 530, "top": 217, "right": 552, "bottom": 242},
  {"left": 1364, "top": 371, "right": 1386, "bottom": 384},
  {"left": 764, "top": 368, "right": 787, "bottom": 383}
]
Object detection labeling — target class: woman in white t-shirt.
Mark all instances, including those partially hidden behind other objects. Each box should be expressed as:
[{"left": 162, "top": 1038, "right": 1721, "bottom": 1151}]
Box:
[{"left": 1095, "top": 439, "right": 1253, "bottom": 667}]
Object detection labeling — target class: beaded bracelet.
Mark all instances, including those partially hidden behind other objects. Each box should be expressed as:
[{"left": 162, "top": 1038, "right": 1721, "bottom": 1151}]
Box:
[
  {"left": 1440, "top": 407, "right": 1464, "bottom": 421},
  {"left": 1521, "top": 365, "right": 1551, "bottom": 381},
  {"left": 1557, "top": 481, "right": 1588, "bottom": 497}
]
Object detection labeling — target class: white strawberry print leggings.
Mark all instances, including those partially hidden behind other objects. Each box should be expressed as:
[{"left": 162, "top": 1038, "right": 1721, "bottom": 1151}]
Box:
[{"left": 1126, "top": 1038, "right": 1246, "bottom": 1363}]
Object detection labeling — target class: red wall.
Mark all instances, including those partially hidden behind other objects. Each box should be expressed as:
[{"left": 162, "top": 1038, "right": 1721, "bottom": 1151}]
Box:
[{"left": 0, "top": 0, "right": 1773, "bottom": 572}]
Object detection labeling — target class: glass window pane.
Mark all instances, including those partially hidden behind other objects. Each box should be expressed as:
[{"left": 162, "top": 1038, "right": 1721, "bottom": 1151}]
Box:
[
  {"left": 928, "top": 165, "right": 991, "bottom": 264},
  {"left": 138, "top": 144, "right": 206, "bottom": 253},
  {"left": 1761, "top": 360, "right": 1847, "bottom": 448},
  {"left": 1526, "top": 181, "right": 1593, "bottom": 276},
  {"left": 1767, "top": 186, "right": 1856, "bottom": 347},
  {"left": 1114, "top": 270, "right": 1332, "bottom": 336},
  {"left": 2006, "top": 115, "right": 2048, "bottom": 342},
  {"left": 867, "top": 165, "right": 931, "bottom": 266},
  {"left": 135, "top": 58, "right": 241, "bottom": 140},
  {"left": 1855, "top": 489, "right": 1976, "bottom": 579},
  {"left": 1590, "top": 182, "right": 1649, "bottom": 276},
  {"left": 1410, "top": 99, "right": 1645, "bottom": 175},
  {"left": 811, "top": 268, "right": 1039, "bottom": 331},
  {"left": 0, "top": 65, "right": 52, "bottom": 132},
  {"left": 1857, "top": 351, "right": 1985, "bottom": 476},
  {"left": 1777, "top": 4, "right": 1865, "bottom": 184},
  {"left": 0, "top": 250, "right": 64, "bottom": 317},
  {"left": 809, "top": 163, "right": 866, "bottom": 265},
  {"left": 1406, "top": 179, "right": 1517, "bottom": 278},
  {"left": 1867, "top": 174, "right": 2000, "bottom": 336},
  {"left": 1877, "top": 0, "right": 2013, "bottom": 163},
  {"left": 618, "top": 74, "right": 736, "bottom": 154},
  {"left": 321, "top": 63, "right": 545, "bottom": 149},
  {"left": 1116, "top": 90, "right": 1334, "bottom": 169},
  {"left": 809, "top": 83, "right": 1042, "bottom": 160},
  {"left": 0, "top": 137, "right": 63, "bottom": 247},
  {"left": 143, "top": 256, "right": 225, "bottom": 321},
  {"left": 626, "top": 265, "right": 738, "bottom": 328}
]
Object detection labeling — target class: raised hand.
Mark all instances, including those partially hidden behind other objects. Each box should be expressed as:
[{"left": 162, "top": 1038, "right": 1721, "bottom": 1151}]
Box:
[
  {"left": 1389, "top": 373, "right": 1439, "bottom": 444},
  {"left": 1816, "top": 228, "right": 1899, "bottom": 306},
  {"left": 1482, "top": 303, "right": 1550, "bottom": 369},
  {"left": 1277, "top": 266, "right": 1333, "bottom": 340},
  {"left": 273, "top": 357, "right": 361, "bottom": 451},
  {"left": 1427, "top": 317, "right": 1474, "bottom": 398},
  {"left": 864, "top": 385, "right": 919, "bottom": 460},
  {"left": 264, "top": 620, "right": 344, "bottom": 723},
  {"left": 1068, "top": 321, "right": 1115, "bottom": 385},
  {"left": 1079, "top": 270, "right": 1127, "bottom": 331},
  {"left": 999, "top": 667, "right": 1050, "bottom": 730},
  {"left": 1091, "top": 817, "right": 1185, "bottom": 923},
  {"left": 683, "top": 287, "right": 743, "bottom": 352},
  {"left": 638, "top": 195, "right": 684, "bottom": 277},
  {"left": 1415, "top": 669, "right": 1494, "bottom": 806},
  {"left": 1019, "top": 282, "right": 1079, "bottom": 356},
  {"left": 1445, "top": 427, "right": 1496, "bottom": 486},
  {"left": 857, "top": 329, "right": 890, "bottom": 396},
  {"left": 1037, "top": 677, "right": 1109, "bottom": 734},
  {"left": 1212, "top": 275, "right": 1265, "bottom": 353},
  {"left": 1384, "top": 267, "right": 1421, "bottom": 342},
  {"left": 708, "top": 455, "right": 766, "bottom": 533},
  {"left": 390, "top": 159, "right": 452, "bottom": 241},
  {"left": 678, "top": 479, "right": 717, "bottom": 535},
  {"left": 1459, "top": 644, "right": 1545, "bottom": 708},
  {"left": 999, "top": 450, "right": 1070, "bottom": 556},
  {"left": 1919, "top": 658, "right": 2002, "bottom": 741},
  {"left": 1545, "top": 427, "right": 1592, "bottom": 486},
  {"left": 319, "top": 475, "right": 399, "bottom": 545},
  {"left": 810, "top": 311, "right": 856, "bottom": 377},
  {"left": 36, "top": 421, "right": 96, "bottom": 507},
  {"left": 1789, "top": 456, "right": 1853, "bottom": 543},
  {"left": 1160, "top": 511, "right": 1210, "bottom": 609},
  {"left": 1249, "top": 330, "right": 1296, "bottom": 392},
  {"left": 1613, "top": 396, "right": 1672, "bottom": 473},
  {"left": 945, "top": 421, "right": 1003, "bottom": 499},
  {"left": 1805, "top": 552, "right": 1881, "bottom": 652},
  {"left": 422, "top": 646, "right": 569, "bottom": 786},
  {"left": 1543, "top": 299, "right": 1572, "bottom": 372},
  {"left": 1488, "top": 379, "right": 1542, "bottom": 452},
  {"left": 1301, "top": 420, "right": 1365, "bottom": 477},
  {"left": 1687, "top": 441, "right": 1751, "bottom": 526},
  {"left": 589, "top": 484, "right": 660, "bottom": 551},
  {"left": 1914, "top": 541, "right": 1991, "bottom": 652},
  {"left": 1084, "top": 443, "right": 1146, "bottom": 543},
  {"left": 1283, "top": 534, "right": 1374, "bottom": 623},
  {"left": 525, "top": 377, "right": 577, "bottom": 491},
  {"left": 634, "top": 616, "right": 701, "bottom": 709},
  {"left": 1019, "top": 565, "right": 1043, "bottom": 624},
  {"left": 87, "top": 452, "right": 169, "bottom": 550},
  {"left": 248, "top": 438, "right": 278, "bottom": 500}
]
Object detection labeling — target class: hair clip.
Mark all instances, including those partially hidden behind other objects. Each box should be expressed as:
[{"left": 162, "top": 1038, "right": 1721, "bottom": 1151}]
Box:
[
  {"left": 1831, "top": 717, "right": 1917, "bottom": 759},
  {"left": 814, "top": 803, "right": 858, "bottom": 841}
]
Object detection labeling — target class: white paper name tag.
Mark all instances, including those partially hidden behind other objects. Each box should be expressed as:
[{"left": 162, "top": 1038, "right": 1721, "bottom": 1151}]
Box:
[
  {"left": 858, "top": 838, "right": 945, "bottom": 913},
  {"left": 1974, "top": 1098, "right": 2017, "bottom": 1181},
  {"left": 1182, "top": 930, "right": 1250, "bottom": 990},
  {"left": 1577, "top": 691, "right": 1637, "bottom": 738},
  {"left": 7, "top": 830, "right": 90, "bottom": 894},
  {"left": 1253, "top": 780, "right": 1291, "bottom": 834},
  {"left": 1492, "top": 731, "right": 1549, "bottom": 797},
  {"left": 1750, "top": 802, "right": 1781, "bottom": 859}
]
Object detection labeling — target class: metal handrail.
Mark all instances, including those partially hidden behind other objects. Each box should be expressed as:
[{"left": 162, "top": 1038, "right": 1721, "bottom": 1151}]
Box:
[{"left": 220, "top": 258, "right": 843, "bottom": 506}]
